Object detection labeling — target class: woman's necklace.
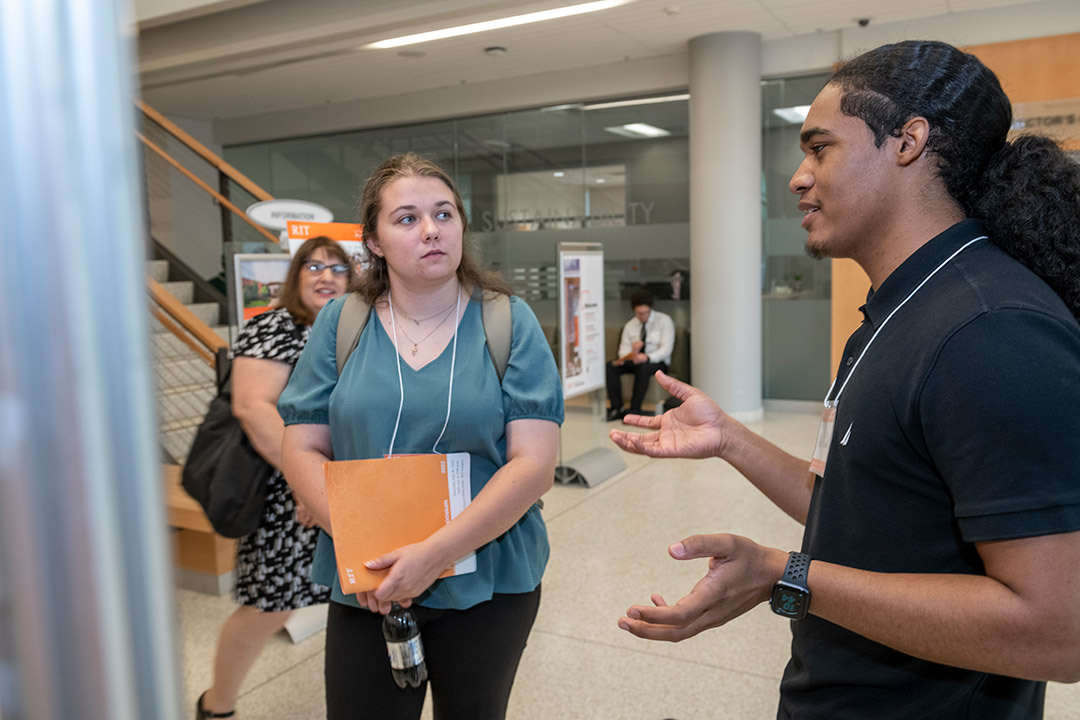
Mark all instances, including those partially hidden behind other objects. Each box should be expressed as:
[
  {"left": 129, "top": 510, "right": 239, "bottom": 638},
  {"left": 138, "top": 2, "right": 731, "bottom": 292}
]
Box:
[
  {"left": 395, "top": 303, "right": 456, "bottom": 356},
  {"left": 397, "top": 299, "right": 456, "bottom": 326}
]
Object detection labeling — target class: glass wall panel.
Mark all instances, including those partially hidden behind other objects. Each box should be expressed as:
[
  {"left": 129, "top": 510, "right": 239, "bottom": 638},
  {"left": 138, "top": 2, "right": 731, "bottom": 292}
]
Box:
[
  {"left": 222, "top": 94, "right": 700, "bottom": 385},
  {"left": 761, "top": 73, "right": 832, "bottom": 401}
]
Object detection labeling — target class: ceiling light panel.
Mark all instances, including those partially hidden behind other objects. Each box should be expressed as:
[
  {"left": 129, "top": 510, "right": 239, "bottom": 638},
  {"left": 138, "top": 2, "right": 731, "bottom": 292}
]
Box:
[
  {"left": 364, "top": 0, "right": 631, "bottom": 49},
  {"left": 604, "top": 122, "right": 671, "bottom": 138}
]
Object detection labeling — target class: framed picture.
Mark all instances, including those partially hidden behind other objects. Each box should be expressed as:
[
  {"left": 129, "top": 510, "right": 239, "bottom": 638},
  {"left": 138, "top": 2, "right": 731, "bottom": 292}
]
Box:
[{"left": 232, "top": 253, "right": 292, "bottom": 329}]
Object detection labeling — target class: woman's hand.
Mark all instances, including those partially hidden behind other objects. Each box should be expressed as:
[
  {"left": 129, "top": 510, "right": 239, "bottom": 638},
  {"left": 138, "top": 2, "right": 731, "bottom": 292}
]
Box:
[
  {"left": 609, "top": 370, "right": 732, "bottom": 460},
  {"left": 294, "top": 498, "right": 317, "bottom": 528},
  {"left": 362, "top": 539, "right": 452, "bottom": 612},
  {"left": 356, "top": 590, "right": 399, "bottom": 615}
]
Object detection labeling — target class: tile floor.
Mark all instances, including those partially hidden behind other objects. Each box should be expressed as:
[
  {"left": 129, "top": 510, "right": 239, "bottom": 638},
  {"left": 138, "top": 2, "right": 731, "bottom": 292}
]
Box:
[{"left": 175, "top": 404, "right": 1080, "bottom": 719}]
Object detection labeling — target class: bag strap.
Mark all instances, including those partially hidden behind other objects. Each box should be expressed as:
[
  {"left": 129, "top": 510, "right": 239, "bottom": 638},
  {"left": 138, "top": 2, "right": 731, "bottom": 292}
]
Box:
[
  {"left": 477, "top": 289, "right": 511, "bottom": 383},
  {"left": 335, "top": 292, "right": 371, "bottom": 376},
  {"left": 335, "top": 290, "right": 512, "bottom": 382}
]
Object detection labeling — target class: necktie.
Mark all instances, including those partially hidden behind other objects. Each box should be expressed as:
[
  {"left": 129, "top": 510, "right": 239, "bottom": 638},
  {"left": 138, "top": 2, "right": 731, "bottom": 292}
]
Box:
[{"left": 640, "top": 321, "right": 647, "bottom": 344}]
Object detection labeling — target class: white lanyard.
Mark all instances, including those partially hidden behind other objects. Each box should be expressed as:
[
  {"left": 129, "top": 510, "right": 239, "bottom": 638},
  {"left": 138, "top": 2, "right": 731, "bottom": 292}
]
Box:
[
  {"left": 810, "top": 234, "right": 986, "bottom": 477},
  {"left": 824, "top": 235, "right": 987, "bottom": 409},
  {"left": 386, "top": 286, "right": 461, "bottom": 456}
]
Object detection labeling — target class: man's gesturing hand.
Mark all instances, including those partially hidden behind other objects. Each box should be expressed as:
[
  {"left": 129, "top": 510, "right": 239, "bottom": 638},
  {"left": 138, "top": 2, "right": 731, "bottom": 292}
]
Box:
[{"left": 618, "top": 534, "right": 788, "bottom": 642}]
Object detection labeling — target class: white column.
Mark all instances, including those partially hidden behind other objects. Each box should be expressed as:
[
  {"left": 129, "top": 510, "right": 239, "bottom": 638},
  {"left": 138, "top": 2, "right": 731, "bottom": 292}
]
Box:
[
  {"left": 689, "top": 32, "right": 763, "bottom": 420},
  {"left": 0, "top": 0, "right": 182, "bottom": 718}
]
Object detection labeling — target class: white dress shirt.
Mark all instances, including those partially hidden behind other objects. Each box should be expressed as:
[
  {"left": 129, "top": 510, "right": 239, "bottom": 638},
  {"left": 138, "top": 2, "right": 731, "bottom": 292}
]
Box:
[{"left": 616, "top": 309, "right": 675, "bottom": 365}]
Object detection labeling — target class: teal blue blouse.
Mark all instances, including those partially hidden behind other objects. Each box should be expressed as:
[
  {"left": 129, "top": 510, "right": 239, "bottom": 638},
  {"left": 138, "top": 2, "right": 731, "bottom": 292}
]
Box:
[{"left": 277, "top": 293, "right": 563, "bottom": 610}]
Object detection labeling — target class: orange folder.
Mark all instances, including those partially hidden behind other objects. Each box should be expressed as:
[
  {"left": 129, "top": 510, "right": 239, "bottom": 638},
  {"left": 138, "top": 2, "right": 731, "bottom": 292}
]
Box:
[{"left": 323, "top": 453, "right": 474, "bottom": 594}]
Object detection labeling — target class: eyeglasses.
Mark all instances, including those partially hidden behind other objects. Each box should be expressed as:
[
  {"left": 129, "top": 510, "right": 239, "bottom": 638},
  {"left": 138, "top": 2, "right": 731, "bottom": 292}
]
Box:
[{"left": 303, "top": 261, "right": 350, "bottom": 276}]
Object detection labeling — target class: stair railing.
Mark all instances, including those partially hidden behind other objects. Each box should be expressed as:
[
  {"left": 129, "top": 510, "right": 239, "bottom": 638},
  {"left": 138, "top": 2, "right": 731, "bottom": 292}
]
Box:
[
  {"left": 146, "top": 276, "right": 227, "bottom": 366},
  {"left": 138, "top": 98, "right": 279, "bottom": 369}
]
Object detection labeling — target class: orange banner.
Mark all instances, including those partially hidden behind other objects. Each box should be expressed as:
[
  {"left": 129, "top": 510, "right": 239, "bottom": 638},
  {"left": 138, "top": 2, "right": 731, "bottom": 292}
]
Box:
[{"left": 286, "top": 220, "right": 362, "bottom": 244}]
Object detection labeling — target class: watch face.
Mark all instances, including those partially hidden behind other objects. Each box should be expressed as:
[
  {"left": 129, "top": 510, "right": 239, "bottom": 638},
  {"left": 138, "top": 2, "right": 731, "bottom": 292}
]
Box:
[{"left": 771, "top": 585, "right": 808, "bottom": 619}]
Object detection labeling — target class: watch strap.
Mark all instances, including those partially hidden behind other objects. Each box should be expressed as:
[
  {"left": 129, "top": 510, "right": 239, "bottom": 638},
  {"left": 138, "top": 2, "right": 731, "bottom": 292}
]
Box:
[{"left": 782, "top": 552, "right": 811, "bottom": 587}]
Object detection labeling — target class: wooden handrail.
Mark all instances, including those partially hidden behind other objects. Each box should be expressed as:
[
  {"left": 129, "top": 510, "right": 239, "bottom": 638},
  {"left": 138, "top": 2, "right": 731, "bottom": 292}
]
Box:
[
  {"left": 138, "top": 99, "right": 272, "bottom": 203},
  {"left": 147, "top": 277, "right": 228, "bottom": 360},
  {"left": 137, "top": 131, "right": 280, "bottom": 246},
  {"left": 149, "top": 305, "right": 216, "bottom": 366}
]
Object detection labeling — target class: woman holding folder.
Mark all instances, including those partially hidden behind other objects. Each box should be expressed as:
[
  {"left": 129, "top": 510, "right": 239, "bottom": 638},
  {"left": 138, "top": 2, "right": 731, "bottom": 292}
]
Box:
[{"left": 278, "top": 153, "right": 563, "bottom": 720}]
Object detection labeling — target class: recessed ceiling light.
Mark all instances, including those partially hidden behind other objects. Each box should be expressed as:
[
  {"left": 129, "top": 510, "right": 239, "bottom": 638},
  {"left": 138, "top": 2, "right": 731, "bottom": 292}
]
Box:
[
  {"left": 604, "top": 123, "right": 671, "bottom": 138},
  {"left": 363, "top": 0, "right": 631, "bottom": 50},
  {"left": 596, "top": 178, "right": 606, "bottom": 183},
  {"left": 553, "top": 171, "right": 565, "bottom": 177},
  {"left": 583, "top": 93, "right": 689, "bottom": 111}
]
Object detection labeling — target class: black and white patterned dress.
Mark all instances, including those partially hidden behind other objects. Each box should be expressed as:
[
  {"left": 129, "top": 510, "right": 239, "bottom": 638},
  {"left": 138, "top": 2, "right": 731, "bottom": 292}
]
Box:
[{"left": 231, "top": 307, "right": 331, "bottom": 612}]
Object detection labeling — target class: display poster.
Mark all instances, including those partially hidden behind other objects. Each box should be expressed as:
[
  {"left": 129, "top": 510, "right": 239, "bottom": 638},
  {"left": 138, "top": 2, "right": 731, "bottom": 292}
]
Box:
[
  {"left": 286, "top": 220, "right": 368, "bottom": 272},
  {"left": 558, "top": 244, "right": 605, "bottom": 398},
  {"left": 232, "top": 253, "right": 292, "bottom": 328}
]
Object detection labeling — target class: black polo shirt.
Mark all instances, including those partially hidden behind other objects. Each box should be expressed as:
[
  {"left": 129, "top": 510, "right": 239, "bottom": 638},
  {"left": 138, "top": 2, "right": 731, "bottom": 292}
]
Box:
[{"left": 778, "top": 219, "right": 1080, "bottom": 720}]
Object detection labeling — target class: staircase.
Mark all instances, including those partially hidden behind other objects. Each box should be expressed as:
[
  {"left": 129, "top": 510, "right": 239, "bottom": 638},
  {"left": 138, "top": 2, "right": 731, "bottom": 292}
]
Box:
[
  {"left": 147, "top": 257, "right": 228, "bottom": 466},
  {"left": 139, "top": 98, "right": 275, "bottom": 595}
]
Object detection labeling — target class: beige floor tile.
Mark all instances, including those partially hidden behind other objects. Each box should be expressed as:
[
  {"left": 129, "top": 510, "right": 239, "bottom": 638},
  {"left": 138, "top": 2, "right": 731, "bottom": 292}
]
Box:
[
  {"left": 506, "top": 631, "right": 781, "bottom": 720},
  {"left": 176, "top": 589, "right": 326, "bottom": 716},
  {"left": 1047, "top": 682, "right": 1080, "bottom": 720}
]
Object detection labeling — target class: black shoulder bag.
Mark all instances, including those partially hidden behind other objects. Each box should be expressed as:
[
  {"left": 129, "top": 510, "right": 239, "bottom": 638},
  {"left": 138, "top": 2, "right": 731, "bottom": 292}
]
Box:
[{"left": 182, "top": 324, "right": 301, "bottom": 538}]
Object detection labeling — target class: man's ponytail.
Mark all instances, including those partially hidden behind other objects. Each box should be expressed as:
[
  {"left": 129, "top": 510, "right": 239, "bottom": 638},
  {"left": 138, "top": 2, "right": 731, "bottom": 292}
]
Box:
[{"left": 974, "top": 135, "right": 1080, "bottom": 320}]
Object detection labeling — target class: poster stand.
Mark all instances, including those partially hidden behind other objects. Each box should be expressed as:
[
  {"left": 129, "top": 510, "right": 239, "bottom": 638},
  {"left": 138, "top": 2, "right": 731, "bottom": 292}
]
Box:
[
  {"left": 555, "top": 447, "right": 627, "bottom": 487},
  {"left": 554, "top": 243, "right": 626, "bottom": 487}
]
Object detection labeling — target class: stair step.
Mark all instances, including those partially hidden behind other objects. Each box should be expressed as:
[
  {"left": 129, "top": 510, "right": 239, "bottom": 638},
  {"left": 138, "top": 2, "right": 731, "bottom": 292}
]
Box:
[
  {"left": 151, "top": 302, "right": 220, "bottom": 331},
  {"left": 150, "top": 325, "right": 231, "bottom": 360},
  {"left": 159, "top": 280, "right": 194, "bottom": 304},
  {"left": 157, "top": 385, "right": 215, "bottom": 427},
  {"left": 161, "top": 426, "right": 198, "bottom": 466},
  {"left": 152, "top": 356, "right": 216, "bottom": 392},
  {"left": 159, "top": 416, "right": 204, "bottom": 433},
  {"left": 146, "top": 259, "right": 169, "bottom": 283}
]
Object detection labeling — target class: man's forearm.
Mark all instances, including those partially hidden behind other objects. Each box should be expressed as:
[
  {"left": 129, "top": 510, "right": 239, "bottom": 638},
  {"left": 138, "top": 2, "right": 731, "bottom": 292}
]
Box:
[
  {"left": 807, "top": 534, "right": 1080, "bottom": 683},
  {"left": 721, "top": 419, "right": 815, "bottom": 523}
]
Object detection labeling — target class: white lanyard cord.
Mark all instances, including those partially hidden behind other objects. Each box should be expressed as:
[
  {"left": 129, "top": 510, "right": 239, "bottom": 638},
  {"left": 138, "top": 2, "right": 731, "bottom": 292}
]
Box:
[
  {"left": 827, "top": 235, "right": 987, "bottom": 408},
  {"left": 386, "top": 289, "right": 406, "bottom": 457},
  {"left": 386, "top": 286, "right": 460, "bottom": 456}
]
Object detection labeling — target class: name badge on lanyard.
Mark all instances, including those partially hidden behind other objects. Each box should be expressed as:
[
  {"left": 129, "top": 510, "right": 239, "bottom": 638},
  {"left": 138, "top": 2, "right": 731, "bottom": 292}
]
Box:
[{"left": 809, "top": 404, "right": 836, "bottom": 477}]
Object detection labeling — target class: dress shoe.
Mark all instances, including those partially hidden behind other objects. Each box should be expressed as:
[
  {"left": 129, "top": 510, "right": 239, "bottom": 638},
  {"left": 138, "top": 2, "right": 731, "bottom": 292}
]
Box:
[
  {"left": 605, "top": 408, "right": 625, "bottom": 422},
  {"left": 196, "top": 692, "right": 235, "bottom": 719}
]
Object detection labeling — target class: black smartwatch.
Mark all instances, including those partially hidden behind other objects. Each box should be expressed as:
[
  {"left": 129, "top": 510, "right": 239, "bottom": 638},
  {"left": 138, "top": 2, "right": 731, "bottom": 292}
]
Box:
[{"left": 770, "top": 552, "right": 811, "bottom": 620}]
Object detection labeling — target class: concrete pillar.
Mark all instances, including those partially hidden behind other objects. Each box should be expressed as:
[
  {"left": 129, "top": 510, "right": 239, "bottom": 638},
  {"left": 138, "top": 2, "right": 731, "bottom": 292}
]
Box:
[{"left": 689, "top": 32, "right": 763, "bottom": 420}]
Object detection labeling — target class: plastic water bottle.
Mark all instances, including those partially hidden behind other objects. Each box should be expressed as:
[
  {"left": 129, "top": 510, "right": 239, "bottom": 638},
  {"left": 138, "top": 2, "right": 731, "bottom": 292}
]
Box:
[{"left": 382, "top": 602, "right": 428, "bottom": 688}]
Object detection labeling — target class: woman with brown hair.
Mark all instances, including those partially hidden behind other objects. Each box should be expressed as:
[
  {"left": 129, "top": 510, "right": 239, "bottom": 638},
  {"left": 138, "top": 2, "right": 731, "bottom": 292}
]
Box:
[
  {"left": 196, "top": 236, "right": 355, "bottom": 719},
  {"left": 279, "top": 154, "right": 563, "bottom": 719}
]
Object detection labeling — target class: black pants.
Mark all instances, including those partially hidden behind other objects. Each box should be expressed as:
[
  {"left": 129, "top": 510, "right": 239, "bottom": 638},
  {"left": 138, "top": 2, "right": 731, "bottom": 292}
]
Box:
[
  {"left": 606, "top": 360, "right": 667, "bottom": 413},
  {"left": 324, "top": 587, "right": 541, "bottom": 720}
]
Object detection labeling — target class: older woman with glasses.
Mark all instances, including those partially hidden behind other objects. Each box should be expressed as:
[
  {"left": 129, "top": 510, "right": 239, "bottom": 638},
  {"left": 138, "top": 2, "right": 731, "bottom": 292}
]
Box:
[{"left": 196, "top": 236, "right": 355, "bottom": 720}]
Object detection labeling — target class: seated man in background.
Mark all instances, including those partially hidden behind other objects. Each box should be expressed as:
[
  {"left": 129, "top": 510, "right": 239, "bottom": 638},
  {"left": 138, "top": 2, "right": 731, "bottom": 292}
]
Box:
[{"left": 605, "top": 287, "right": 674, "bottom": 421}]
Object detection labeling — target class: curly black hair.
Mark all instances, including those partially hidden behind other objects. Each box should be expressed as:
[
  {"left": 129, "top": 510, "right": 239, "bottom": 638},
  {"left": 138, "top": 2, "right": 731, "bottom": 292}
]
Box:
[{"left": 830, "top": 40, "right": 1080, "bottom": 320}]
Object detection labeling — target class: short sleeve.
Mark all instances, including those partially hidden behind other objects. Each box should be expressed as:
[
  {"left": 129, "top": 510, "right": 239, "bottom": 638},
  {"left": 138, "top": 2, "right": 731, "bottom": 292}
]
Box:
[
  {"left": 277, "top": 296, "right": 345, "bottom": 426},
  {"left": 920, "top": 308, "right": 1080, "bottom": 541},
  {"left": 232, "top": 308, "right": 306, "bottom": 365},
  {"left": 501, "top": 296, "right": 564, "bottom": 425}
]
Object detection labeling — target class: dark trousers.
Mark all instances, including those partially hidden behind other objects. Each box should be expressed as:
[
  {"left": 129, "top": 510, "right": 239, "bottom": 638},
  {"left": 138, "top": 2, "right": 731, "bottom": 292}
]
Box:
[
  {"left": 606, "top": 360, "right": 667, "bottom": 413},
  {"left": 324, "top": 587, "right": 541, "bottom": 720}
]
